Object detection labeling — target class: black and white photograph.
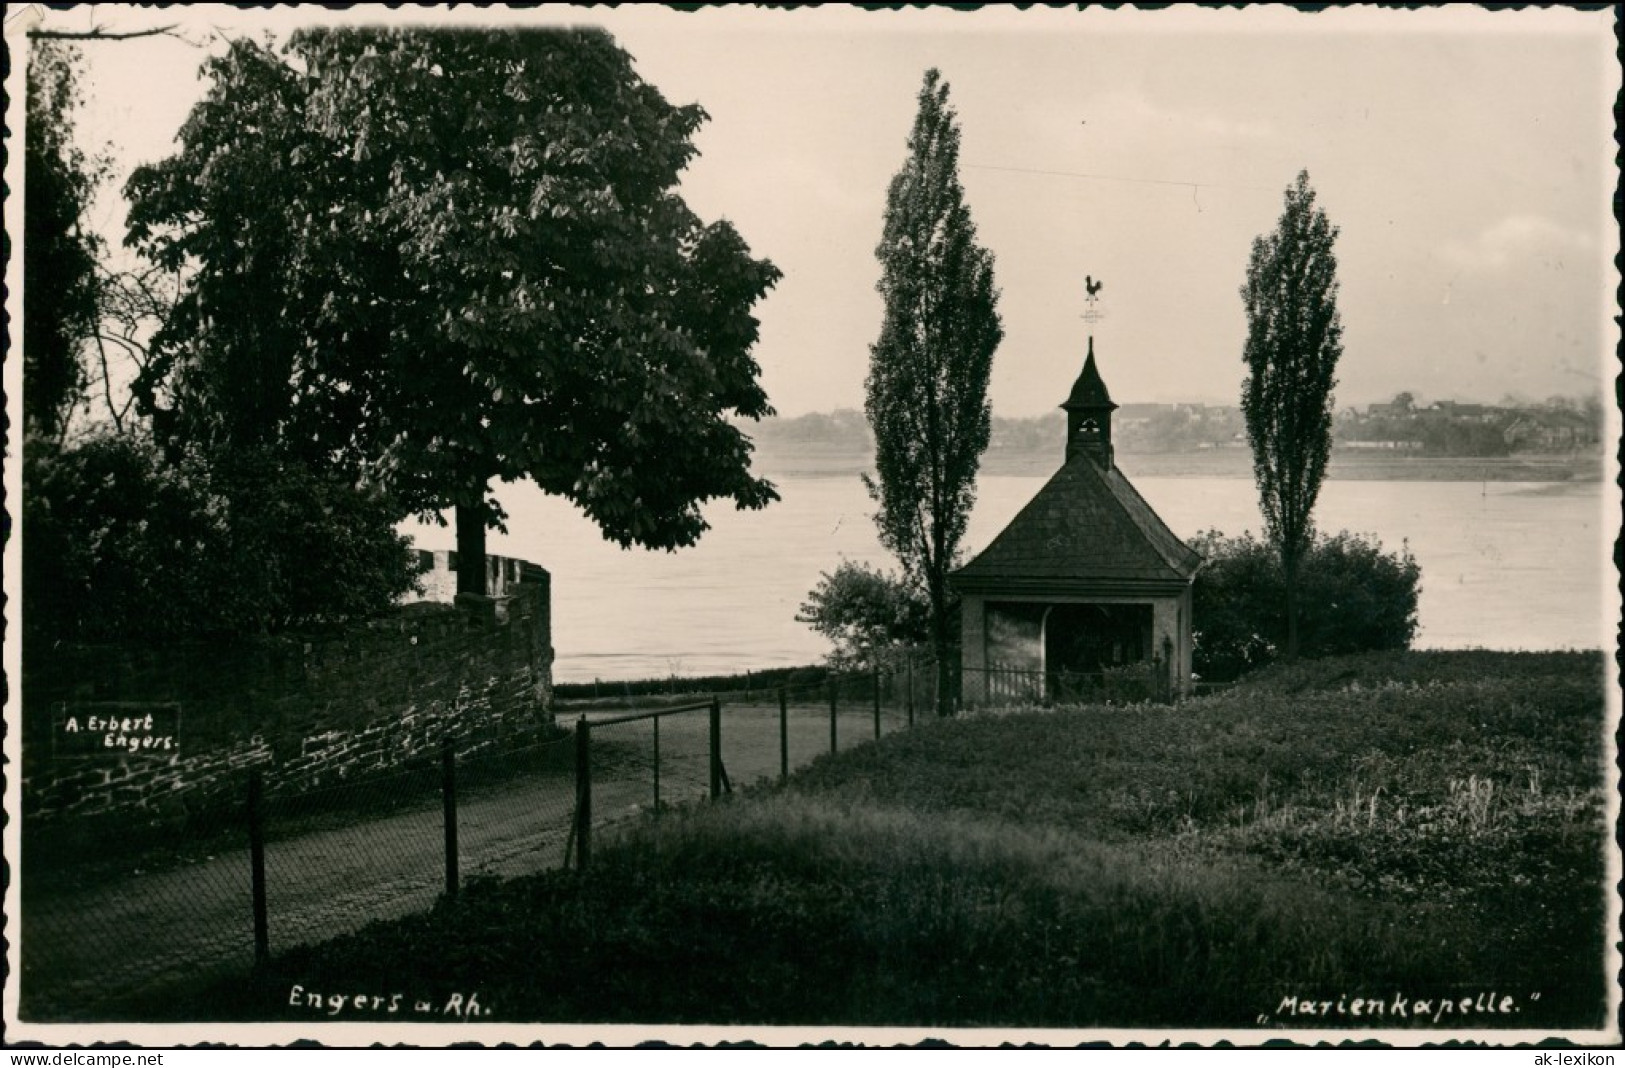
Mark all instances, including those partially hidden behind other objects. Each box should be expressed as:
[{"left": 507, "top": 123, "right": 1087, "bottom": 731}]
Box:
[{"left": 5, "top": 2, "right": 1620, "bottom": 1049}]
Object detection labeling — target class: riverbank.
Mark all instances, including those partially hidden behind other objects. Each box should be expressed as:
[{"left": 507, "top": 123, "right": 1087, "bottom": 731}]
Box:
[{"left": 753, "top": 440, "right": 1605, "bottom": 482}]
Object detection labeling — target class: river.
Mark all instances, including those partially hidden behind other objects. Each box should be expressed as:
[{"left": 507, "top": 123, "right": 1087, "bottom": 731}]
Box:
[{"left": 404, "top": 463, "right": 1612, "bottom": 683}]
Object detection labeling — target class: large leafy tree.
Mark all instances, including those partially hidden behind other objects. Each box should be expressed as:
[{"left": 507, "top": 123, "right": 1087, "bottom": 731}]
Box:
[
  {"left": 127, "top": 28, "right": 781, "bottom": 593},
  {"left": 864, "top": 69, "right": 1002, "bottom": 714},
  {"left": 125, "top": 37, "right": 314, "bottom": 457},
  {"left": 1239, "top": 170, "right": 1344, "bottom": 660},
  {"left": 23, "top": 39, "right": 106, "bottom": 445}
]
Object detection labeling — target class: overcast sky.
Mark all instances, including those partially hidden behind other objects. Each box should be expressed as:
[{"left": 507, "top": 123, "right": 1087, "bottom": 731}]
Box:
[{"left": 28, "top": 3, "right": 1617, "bottom": 417}]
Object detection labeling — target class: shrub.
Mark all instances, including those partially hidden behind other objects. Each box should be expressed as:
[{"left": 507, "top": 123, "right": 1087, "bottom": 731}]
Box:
[
  {"left": 205, "top": 448, "right": 425, "bottom": 631},
  {"left": 796, "top": 560, "right": 933, "bottom": 671},
  {"left": 1190, "top": 529, "right": 1420, "bottom": 681},
  {"left": 23, "top": 431, "right": 422, "bottom": 641}
]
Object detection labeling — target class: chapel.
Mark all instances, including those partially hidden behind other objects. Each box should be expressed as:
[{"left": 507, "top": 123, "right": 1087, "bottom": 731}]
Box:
[{"left": 950, "top": 336, "right": 1201, "bottom": 705}]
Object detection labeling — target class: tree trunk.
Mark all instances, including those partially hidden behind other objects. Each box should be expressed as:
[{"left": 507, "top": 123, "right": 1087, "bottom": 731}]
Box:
[
  {"left": 929, "top": 593, "right": 953, "bottom": 717},
  {"left": 455, "top": 497, "right": 488, "bottom": 598},
  {"left": 1283, "top": 548, "right": 1300, "bottom": 661}
]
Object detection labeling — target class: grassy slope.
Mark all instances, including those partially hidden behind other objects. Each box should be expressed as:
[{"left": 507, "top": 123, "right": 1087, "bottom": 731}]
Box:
[{"left": 141, "top": 651, "right": 1611, "bottom": 1029}]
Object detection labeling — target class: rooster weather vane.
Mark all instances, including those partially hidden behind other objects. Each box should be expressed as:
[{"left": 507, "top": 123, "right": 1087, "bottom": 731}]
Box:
[{"left": 1082, "top": 274, "right": 1105, "bottom": 324}]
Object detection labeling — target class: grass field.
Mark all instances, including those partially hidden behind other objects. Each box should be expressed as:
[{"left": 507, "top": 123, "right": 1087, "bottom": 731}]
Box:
[{"left": 154, "top": 650, "right": 1612, "bottom": 1031}]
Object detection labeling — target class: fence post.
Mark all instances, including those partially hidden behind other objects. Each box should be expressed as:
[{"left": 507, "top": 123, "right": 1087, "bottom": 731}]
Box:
[
  {"left": 906, "top": 657, "right": 915, "bottom": 728},
  {"left": 828, "top": 679, "right": 838, "bottom": 754},
  {"left": 652, "top": 714, "right": 661, "bottom": 816},
  {"left": 708, "top": 697, "right": 723, "bottom": 800},
  {"left": 1161, "top": 636, "right": 1176, "bottom": 703},
  {"left": 778, "top": 686, "right": 789, "bottom": 782},
  {"left": 873, "top": 663, "right": 882, "bottom": 740},
  {"left": 248, "top": 768, "right": 269, "bottom": 967},
  {"left": 574, "top": 717, "right": 592, "bottom": 869},
  {"left": 442, "top": 736, "right": 458, "bottom": 901}
]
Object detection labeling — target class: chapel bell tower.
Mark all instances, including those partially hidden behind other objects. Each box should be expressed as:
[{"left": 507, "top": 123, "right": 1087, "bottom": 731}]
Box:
[{"left": 1061, "top": 336, "right": 1117, "bottom": 468}]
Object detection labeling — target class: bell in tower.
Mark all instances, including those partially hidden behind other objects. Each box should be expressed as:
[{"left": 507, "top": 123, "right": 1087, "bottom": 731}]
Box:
[{"left": 1061, "top": 335, "right": 1117, "bottom": 468}]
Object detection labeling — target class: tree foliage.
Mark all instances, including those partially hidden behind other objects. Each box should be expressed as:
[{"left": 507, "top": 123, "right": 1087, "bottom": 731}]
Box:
[
  {"left": 24, "top": 39, "right": 105, "bottom": 444},
  {"left": 796, "top": 561, "right": 931, "bottom": 671},
  {"left": 126, "top": 28, "right": 782, "bottom": 591},
  {"left": 1239, "top": 169, "right": 1344, "bottom": 659},
  {"left": 24, "top": 433, "right": 422, "bottom": 642},
  {"left": 1190, "top": 529, "right": 1420, "bottom": 682},
  {"left": 18, "top": 36, "right": 420, "bottom": 644},
  {"left": 124, "top": 36, "right": 314, "bottom": 458},
  {"left": 864, "top": 68, "right": 1002, "bottom": 712}
]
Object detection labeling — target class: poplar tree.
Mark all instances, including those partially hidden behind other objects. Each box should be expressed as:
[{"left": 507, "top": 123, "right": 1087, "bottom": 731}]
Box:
[
  {"left": 1239, "top": 170, "right": 1344, "bottom": 660},
  {"left": 864, "top": 68, "right": 1002, "bottom": 714}
]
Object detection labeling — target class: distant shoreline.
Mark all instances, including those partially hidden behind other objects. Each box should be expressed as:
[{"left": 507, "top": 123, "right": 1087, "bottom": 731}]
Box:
[{"left": 754, "top": 442, "right": 1605, "bottom": 483}]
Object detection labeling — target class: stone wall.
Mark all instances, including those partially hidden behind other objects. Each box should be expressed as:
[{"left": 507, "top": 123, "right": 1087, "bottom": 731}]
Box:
[{"left": 21, "top": 564, "right": 553, "bottom": 824}]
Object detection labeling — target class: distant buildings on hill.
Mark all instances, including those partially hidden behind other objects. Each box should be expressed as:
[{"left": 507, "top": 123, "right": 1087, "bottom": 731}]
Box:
[
  {"left": 751, "top": 393, "right": 1602, "bottom": 460},
  {"left": 1339, "top": 394, "right": 1601, "bottom": 456}
]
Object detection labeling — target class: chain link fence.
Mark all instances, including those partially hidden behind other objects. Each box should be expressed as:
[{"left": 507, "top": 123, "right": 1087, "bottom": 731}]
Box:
[
  {"left": 20, "top": 725, "right": 574, "bottom": 1021},
  {"left": 565, "top": 656, "right": 952, "bottom": 822},
  {"left": 20, "top": 657, "right": 952, "bottom": 1021}
]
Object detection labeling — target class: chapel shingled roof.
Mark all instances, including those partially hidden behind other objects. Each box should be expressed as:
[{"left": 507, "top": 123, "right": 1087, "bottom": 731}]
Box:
[{"left": 952, "top": 455, "right": 1202, "bottom": 587}]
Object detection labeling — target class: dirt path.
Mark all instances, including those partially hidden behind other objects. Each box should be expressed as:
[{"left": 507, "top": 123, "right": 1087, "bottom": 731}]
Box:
[
  {"left": 20, "top": 700, "right": 917, "bottom": 1020},
  {"left": 21, "top": 772, "right": 581, "bottom": 1018}
]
